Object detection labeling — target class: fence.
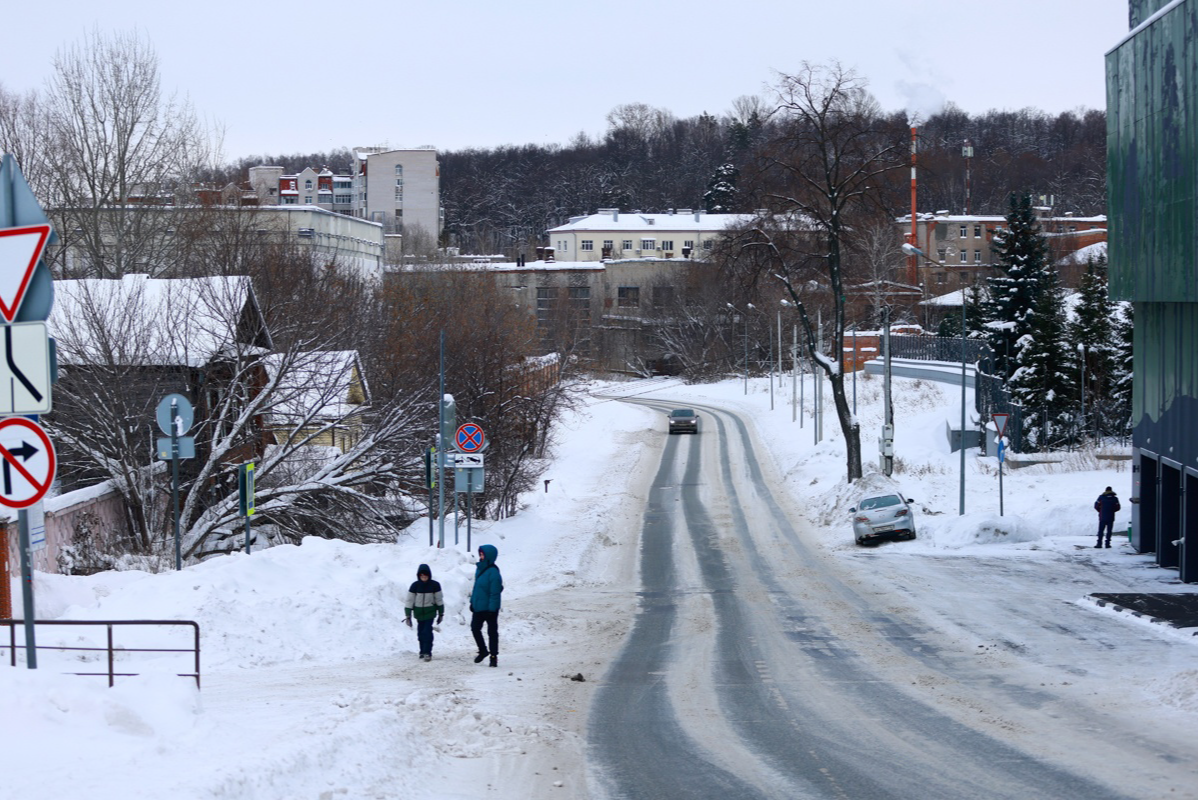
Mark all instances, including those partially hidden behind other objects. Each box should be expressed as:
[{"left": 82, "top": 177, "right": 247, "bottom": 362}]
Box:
[{"left": 2, "top": 619, "right": 201, "bottom": 688}]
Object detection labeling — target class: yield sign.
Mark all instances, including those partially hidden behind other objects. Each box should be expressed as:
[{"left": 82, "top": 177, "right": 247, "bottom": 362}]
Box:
[
  {"left": 992, "top": 413, "right": 1010, "bottom": 437},
  {"left": 0, "top": 224, "right": 51, "bottom": 322},
  {"left": 455, "top": 422, "right": 485, "bottom": 453},
  {"left": 0, "top": 416, "right": 55, "bottom": 509}
]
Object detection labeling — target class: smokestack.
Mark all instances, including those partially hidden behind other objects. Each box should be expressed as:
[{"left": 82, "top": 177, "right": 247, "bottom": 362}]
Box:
[{"left": 908, "top": 126, "right": 918, "bottom": 286}]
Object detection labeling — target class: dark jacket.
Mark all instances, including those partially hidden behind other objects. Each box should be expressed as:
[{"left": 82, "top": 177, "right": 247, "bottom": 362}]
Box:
[
  {"left": 470, "top": 544, "right": 503, "bottom": 613},
  {"left": 1094, "top": 490, "right": 1122, "bottom": 522},
  {"left": 404, "top": 563, "right": 445, "bottom": 622}
]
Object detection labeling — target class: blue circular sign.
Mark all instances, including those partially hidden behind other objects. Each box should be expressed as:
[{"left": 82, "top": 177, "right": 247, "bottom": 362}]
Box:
[{"left": 455, "top": 423, "right": 485, "bottom": 453}]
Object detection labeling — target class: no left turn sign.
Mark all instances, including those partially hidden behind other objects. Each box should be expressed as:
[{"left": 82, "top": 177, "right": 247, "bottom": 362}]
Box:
[{"left": 0, "top": 416, "right": 56, "bottom": 509}]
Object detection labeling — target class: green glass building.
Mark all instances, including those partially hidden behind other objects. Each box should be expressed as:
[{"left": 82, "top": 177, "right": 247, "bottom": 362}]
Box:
[{"left": 1106, "top": 0, "right": 1197, "bottom": 582}]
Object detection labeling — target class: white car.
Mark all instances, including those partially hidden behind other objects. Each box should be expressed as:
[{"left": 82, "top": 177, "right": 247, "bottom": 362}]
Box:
[{"left": 850, "top": 493, "right": 917, "bottom": 546}]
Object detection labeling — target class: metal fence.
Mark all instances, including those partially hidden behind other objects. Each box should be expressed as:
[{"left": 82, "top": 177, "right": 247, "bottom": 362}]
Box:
[
  {"left": 888, "top": 334, "right": 992, "bottom": 365},
  {"left": 2, "top": 619, "right": 201, "bottom": 688}
]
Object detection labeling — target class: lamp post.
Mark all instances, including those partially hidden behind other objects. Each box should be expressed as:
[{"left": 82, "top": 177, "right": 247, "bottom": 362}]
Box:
[
  {"left": 727, "top": 303, "right": 748, "bottom": 394},
  {"left": 905, "top": 243, "right": 967, "bottom": 515}
]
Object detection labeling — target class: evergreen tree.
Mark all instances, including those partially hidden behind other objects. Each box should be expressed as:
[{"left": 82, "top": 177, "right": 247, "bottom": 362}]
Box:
[
  {"left": 1068, "top": 255, "right": 1117, "bottom": 438},
  {"left": 702, "top": 163, "right": 739, "bottom": 212},
  {"left": 936, "top": 284, "right": 986, "bottom": 337},
  {"left": 1109, "top": 302, "right": 1135, "bottom": 438},
  {"left": 985, "top": 193, "right": 1050, "bottom": 380},
  {"left": 1008, "top": 264, "right": 1075, "bottom": 450}
]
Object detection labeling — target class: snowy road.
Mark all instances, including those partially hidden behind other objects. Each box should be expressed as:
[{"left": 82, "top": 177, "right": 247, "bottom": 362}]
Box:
[{"left": 588, "top": 399, "right": 1193, "bottom": 800}]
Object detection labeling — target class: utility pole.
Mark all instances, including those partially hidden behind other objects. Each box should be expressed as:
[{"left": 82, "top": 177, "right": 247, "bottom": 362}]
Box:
[{"left": 881, "top": 308, "right": 894, "bottom": 476}]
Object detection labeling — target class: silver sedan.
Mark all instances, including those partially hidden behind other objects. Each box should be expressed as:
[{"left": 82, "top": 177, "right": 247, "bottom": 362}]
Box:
[{"left": 850, "top": 493, "right": 917, "bottom": 545}]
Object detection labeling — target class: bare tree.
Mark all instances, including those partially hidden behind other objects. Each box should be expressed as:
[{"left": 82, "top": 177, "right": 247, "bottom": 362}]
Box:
[
  {"left": 750, "top": 62, "right": 906, "bottom": 482},
  {"left": 40, "top": 29, "right": 218, "bottom": 278}
]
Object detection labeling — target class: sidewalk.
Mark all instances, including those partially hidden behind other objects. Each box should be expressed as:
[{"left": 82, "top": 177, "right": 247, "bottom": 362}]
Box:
[{"left": 1088, "top": 593, "right": 1198, "bottom": 633}]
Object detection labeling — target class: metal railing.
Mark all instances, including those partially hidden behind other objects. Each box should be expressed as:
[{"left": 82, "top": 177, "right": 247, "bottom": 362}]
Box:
[{"left": 2, "top": 619, "right": 201, "bottom": 688}]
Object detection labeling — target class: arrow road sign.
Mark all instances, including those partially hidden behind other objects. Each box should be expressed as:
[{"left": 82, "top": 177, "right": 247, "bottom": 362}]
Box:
[
  {"left": 0, "top": 416, "right": 55, "bottom": 509},
  {"left": 455, "top": 422, "right": 485, "bottom": 453},
  {"left": 0, "top": 322, "right": 52, "bottom": 414},
  {"left": 0, "top": 224, "right": 51, "bottom": 323},
  {"left": 452, "top": 452, "right": 484, "bottom": 467}
]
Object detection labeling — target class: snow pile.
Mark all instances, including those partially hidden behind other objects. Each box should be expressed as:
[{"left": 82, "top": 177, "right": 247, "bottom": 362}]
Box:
[{"left": 920, "top": 510, "right": 1043, "bottom": 548}]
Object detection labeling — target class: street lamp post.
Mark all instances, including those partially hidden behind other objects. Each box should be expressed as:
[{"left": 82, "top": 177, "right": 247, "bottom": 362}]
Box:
[{"left": 727, "top": 303, "right": 748, "bottom": 394}]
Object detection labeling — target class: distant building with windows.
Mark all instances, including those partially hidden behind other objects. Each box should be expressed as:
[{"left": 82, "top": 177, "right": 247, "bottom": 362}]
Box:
[
  {"left": 350, "top": 147, "right": 442, "bottom": 241},
  {"left": 896, "top": 209, "right": 1107, "bottom": 293},
  {"left": 248, "top": 166, "right": 356, "bottom": 216},
  {"left": 544, "top": 209, "right": 750, "bottom": 262}
]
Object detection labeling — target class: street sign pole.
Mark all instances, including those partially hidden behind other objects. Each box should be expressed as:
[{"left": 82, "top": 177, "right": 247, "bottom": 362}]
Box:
[
  {"left": 172, "top": 398, "right": 181, "bottom": 570},
  {"left": 17, "top": 508, "right": 35, "bottom": 667},
  {"left": 466, "top": 470, "right": 473, "bottom": 553},
  {"left": 998, "top": 440, "right": 1005, "bottom": 517}
]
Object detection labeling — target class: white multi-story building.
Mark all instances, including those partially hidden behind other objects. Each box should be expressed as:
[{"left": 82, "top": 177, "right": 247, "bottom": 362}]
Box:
[
  {"left": 544, "top": 209, "right": 749, "bottom": 262},
  {"left": 350, "top": 147, "right": 442, "bottom": 241}
]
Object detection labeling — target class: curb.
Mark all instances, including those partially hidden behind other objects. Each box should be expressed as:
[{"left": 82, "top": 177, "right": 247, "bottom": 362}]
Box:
[{"left": 1083, "top": 595, "right": 1199, "bottom": 637}]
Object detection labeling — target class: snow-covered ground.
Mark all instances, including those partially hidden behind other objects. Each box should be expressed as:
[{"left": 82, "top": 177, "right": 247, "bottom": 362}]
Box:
[{"left": 2, "top": 371, "right": 1194, "bottom": 799}]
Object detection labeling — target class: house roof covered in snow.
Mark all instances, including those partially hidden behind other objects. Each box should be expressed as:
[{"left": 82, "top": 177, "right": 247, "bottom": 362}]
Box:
[{"left": 262, "top": 350, "right": 369, "bottom": 423}]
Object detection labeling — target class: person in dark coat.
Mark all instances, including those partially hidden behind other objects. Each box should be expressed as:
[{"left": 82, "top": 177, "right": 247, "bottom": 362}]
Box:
[
  {"left": 404, "top": 564, "right": 444, "bottom": 662},
  {"left": 469, "top": 544, "right": 503, "bottom": 667},
  {"left": 1094, "top": 486, "right": 1122, "bottom": 549}
]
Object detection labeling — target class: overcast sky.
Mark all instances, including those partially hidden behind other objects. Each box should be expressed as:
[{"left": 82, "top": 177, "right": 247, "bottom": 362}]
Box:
[{"left": 1, "top": 0, "right": 1129, "bottom": 163}]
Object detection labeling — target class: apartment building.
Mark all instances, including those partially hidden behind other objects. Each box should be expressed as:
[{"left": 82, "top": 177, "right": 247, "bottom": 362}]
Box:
[
  {"left": 897, "top": 209, "right": 1108, "bottom": 293},
  {"left": 248, "top": 166, "right": 356, "bottom": 215},
  {"left": 350, "top": 147, "right": 442, "bottom": 240}
]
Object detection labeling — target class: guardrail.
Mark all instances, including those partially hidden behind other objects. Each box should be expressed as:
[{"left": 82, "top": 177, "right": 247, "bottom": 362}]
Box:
[{"left": 1, "top": 619, "right": 201, "bottom": 688}]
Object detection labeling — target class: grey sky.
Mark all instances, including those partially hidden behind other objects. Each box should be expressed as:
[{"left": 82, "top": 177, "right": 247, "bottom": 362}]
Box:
[{"left": 1, "top": 0, "right": 1129, "bottom": 162}]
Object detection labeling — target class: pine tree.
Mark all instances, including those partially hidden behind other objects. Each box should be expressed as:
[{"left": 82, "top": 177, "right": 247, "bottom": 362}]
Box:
[
  {"left": 1068, "top": 255, "right": 1117, "bottom": 438},
  {"left": 1109, "top": 302, "right": 1135, "bottom": 437},
  {"left": 702, "top": 163, "right": 739, "bottom": 212},
  {"left": 986, "top": 194, "right": 1050, "bottom": 380},
  {"left": 1008, "top": 264, "right": 1075, "bottom": 450}
]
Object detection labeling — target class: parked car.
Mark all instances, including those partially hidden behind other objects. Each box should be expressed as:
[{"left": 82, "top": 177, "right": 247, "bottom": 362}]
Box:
[
  {"left": 667, "top": 408, "right": 699, "bottom": 434},
  {"left": 850, "top": 493, "right": 917, "bottom": 545}
]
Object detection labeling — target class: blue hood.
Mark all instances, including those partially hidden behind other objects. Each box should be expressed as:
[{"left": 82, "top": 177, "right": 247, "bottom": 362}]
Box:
[
  {"left": 477, "top": 544, "right": 498, "bottom": 569},
  {"left": 417, "top": 563, "right": 432, "bottom": 579}
]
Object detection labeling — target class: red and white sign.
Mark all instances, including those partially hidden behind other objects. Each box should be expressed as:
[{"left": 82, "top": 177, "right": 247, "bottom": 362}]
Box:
[
  {"left": 0, "top": 416, "right": 56, "bottom": 509},
  {"left": 992, "top": 413, "right": 1010, "bottom": 437},
  {"left": 0, "top": 224, "right": 51, "bottom": 322}
]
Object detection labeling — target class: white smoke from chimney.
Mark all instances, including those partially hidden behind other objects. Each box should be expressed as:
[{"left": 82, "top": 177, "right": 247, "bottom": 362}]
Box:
[{"left": 895, "top": 79, "right": 946, "bottom": 126}]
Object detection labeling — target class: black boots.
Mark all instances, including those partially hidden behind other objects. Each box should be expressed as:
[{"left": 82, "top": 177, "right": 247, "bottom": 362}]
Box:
[
  {"left": 489, "top": 655, "right": 497, "bottom": 668},
  {"left": 474, "top": 651, "right": 488, "bottom": 664}
]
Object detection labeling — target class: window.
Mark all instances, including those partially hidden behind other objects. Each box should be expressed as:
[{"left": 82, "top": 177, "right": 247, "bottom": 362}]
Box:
[
  {"left": 602, "top": 240, "right": 613, "bottom": 252},
  {"left": 536, "top": 286, "right": 559, "bottom": 326},
  {"left": 683, "top": 240, "right": 694, "bottom": 249},
  {"left": 622, "top": 240, "right": 633, "bottom": 251},
  {"left": 580, "top": 240, "right": 594, "bottom": 251},
  {"left": 395, "top": 186, "right": 403, "bottom": 202},
  {"left": 618, "top": 287, "right": 640, "bottom": 307},
  {"left": 304, "top": 195, "right": 313, "bottom": 204},
  {"left": 395, "top": 164, "right": 403, "bottom": 177},
  {"left": 653, "top": 286, "right": 674, "bottom": 307},
  {"left": 569, "top": 286, "right": 590, "bottom": 319},
  {"left": 640, "top": 239, "right": 655, "bottom": 251},
  {"left": 959, "top": 251, "right": 967, "bottom": 263},
  {"left": 973, "top": 250, "right": 981, "bottom": 264},
  {"left": 936, "top": 272, "right": 946, "bottom": 284},
  {"left": 702, "top": 239, "right": 714, "bottom": 250},
  {"left": 959, "top": 271, "right": 969, "bottom": 281},
  {"left": 660, "top": 240, "right": 674, "bottom": 252},
  {"left": 335, "top": 194, "right": 353, "bottom": 204},
  {"left": 973, "top": 225, "right": 981, "bottom": 238},
  {"left": 959, "top": 225, "right": 967, "bottom": 238},
  {"left": 282, "top": 196, "right": 297, "bottom": 205},
  {"left": 305, "top": 180, "right": 313, "bottom": 190}
]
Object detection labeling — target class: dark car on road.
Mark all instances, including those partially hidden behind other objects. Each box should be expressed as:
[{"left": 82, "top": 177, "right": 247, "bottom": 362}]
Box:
[{"left": 667, "top": 408, "right": 699, "bottom": 434}]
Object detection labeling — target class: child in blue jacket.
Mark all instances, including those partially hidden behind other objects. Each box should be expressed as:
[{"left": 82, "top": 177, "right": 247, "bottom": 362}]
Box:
[{"left": 470, "top": 544, "right": 503, "bottom": 667}]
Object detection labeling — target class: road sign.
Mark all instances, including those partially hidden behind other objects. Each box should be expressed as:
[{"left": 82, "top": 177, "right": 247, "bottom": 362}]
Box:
[
  {"left": 455, "top": 422, "right": 485, "bottom": 453},
  {"left": 156, "top": 393, "right": 194, "bottom": 436},
  {"left": 0, "top": 322, "right": 52, "bottom": 414},
  {"left": 455, "top": 466, "right": 484, "bottom": 493},
  {"left": 0, "top": 416, "right": 55, "bottom": 509},
  {"left": 157, "top": 436, "right": 195, "bottom": 460},
  {"left": 0, "top": 224, "right": 51, "bottom": 323},
  {"left": 992, "top": 413, "right": 1010, "bottom": 437},
  {"left": 238, "top": 462, "right": 256, "bottom": 516},
  {"left": 452, "top": 452, "right": 484, "bottom": 467},
  {"left": 27, "top": 501, "right": 45, "bottom": 552}
]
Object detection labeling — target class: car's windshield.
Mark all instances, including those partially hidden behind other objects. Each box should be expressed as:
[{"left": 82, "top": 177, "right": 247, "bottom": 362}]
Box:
[
  {"left": 859, "top": 495, "right": 901, "bottom": 510},
  {"left": 670, "top": 409, "right": 695, "bottom": 418}
]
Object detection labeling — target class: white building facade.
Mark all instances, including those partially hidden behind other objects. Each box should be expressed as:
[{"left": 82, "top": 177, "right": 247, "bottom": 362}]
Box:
[
  {"left": 351, "top": 147, "right": 442, "bottom": 241},
  {"left": 545, "top": 209, "right": 747, "bottom": 262}
]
